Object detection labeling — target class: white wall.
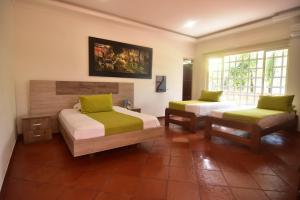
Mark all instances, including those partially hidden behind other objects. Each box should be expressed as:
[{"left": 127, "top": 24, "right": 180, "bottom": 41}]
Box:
[
  {"left": 193, "top": 17, "right": 300, "bottom": 130},
  {"left": 286, "top": 17, "right": 300, "bottom": 127},
  {"left": 14, "top": 0, "right": 195, "bottom": 133},
  {"left": 0, "top": 0, "right": 17, "bottom": 189}
]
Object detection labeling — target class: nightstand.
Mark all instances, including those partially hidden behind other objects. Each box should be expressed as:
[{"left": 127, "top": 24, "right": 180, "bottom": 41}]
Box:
[
  {"left": 128, "top": 108, "right": 141, "bottom": 113},
  {"left": 22, "top": 114, "right": 52, "bottom": 144}
]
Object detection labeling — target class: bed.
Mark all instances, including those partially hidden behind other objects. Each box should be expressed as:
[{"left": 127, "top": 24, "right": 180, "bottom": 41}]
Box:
[
  {"left": 28, "top": 80, "right": 163, "bottom": 157},
  {"left": 165, "top": 100, "right": 234, "bottom": 132},
  {"left": 59, "top": 106, "right": 162, "bottom": 157},
  {"left": 205, "top": 99, "right": 298, "bottom": 152}
]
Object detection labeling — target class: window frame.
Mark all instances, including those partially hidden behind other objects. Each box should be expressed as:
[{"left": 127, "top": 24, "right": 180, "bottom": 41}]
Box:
[{"left": 205, "top": 45, "right": 289, "bottom": 105}]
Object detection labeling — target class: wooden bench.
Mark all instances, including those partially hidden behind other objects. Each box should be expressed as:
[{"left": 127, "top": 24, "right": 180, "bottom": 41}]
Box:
[{"left": 165, "top": 108, "right": 206, "bottom": 132}]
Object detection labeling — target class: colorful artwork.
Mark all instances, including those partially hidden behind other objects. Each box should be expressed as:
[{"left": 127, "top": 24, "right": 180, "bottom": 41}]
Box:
[
  {"left": 156, "top": 76, "right": 166, "bottom": 92},
  {"left": 89, "top": 37, "right": 152, "bottom": 79}
]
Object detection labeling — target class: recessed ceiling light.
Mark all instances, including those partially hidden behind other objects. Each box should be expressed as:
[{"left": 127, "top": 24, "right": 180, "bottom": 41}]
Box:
[{"left": 183, "top": 20, "right": 197, "bottom": 28}]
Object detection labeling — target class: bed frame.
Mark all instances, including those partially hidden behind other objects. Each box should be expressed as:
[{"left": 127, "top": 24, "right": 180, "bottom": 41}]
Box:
[
  {"left": 59, "top": 119, "right": 163, "bottom": 157},
  {"left": 29, "top": 80, "right": 135, "bottom": 132},
  {"left": 204, "top": 115, "right": 298, "bottom": 152},
  {"left": 165, "top": 108, "right": 205, "bottom": 132},
  {"left": 29, "top": 80, "right": 163, "bottom": 156}
]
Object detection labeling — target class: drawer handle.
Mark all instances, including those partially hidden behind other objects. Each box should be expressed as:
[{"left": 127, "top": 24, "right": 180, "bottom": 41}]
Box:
[
  {"left": 32, "top": 123, "right": 41, "bottom": 126},
  {"left": 34, "top": 134, "right": 41, "bottom": 137}
]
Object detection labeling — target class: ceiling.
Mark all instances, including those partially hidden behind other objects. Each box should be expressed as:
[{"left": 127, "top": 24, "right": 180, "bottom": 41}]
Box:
[{"left": 58, "top": 0, "right": 300, "bottom": 38}]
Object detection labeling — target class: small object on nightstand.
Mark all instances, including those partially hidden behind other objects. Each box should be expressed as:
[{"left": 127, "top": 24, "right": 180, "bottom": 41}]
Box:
[
  {"left": 22, "top": 114, "right": 52, "bottom": 144},
  {"left": 128, "top": 108, "right": 141, "bottom": 113}
]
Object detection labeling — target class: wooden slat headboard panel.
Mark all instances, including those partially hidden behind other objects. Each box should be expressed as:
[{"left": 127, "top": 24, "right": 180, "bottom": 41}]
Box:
[
  {"left": 29, "top": 80, "right": 134, "bottom": 132},
  {"left": 56, "top": 81, "right": 119, "bottom": 95}
]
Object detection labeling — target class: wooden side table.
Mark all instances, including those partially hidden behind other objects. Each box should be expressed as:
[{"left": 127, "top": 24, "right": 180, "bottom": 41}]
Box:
[
  {"left": 22, "top": 114, "right": 52, "bottom": 144},
  {"left": 128, "top": 108, "right": 141, "bottom": 113}
]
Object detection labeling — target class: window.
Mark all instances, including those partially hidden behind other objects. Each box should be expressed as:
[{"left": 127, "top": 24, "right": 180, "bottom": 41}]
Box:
[
  {"left": 208, "top": 48, "right": 288, "bottom": 105},
  {"left": 264, "top": 49, "right": 288, "bottom": 95},
  {"left": 208, "top": 58, "right": 222, "bottom": 90}
]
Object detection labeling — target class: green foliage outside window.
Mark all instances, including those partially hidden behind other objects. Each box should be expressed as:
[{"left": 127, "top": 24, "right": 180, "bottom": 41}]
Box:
[
  {"left": 225, "top": 53, "right": 255, "bottom": 93},
  {"left": 208, "top": 49, "right": 287, "bottom": 105}
]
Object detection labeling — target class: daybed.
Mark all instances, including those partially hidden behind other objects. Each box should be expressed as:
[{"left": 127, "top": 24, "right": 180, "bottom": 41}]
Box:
[
  {"left": 165, "top": 90, "right": 234, "bottom": 132},
  {"left": 205, "top": 95, "right": 298, "bottom": 152}
]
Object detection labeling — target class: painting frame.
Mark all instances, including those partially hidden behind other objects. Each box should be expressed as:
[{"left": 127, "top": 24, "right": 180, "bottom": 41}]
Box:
[
  {"left": 156, "top": 75, "right": 166, "bottom": 92},
  {"left": 89, "top": 36, "right": 153, "bottom": 79}
]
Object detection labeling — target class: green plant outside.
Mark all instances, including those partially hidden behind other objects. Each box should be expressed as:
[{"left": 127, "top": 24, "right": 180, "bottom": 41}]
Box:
[{"left": 225, "top": 53, "right": 255, "bottom": 93}]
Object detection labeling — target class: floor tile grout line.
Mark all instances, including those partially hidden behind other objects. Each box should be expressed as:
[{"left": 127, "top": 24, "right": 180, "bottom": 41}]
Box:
[
  {"left": 192, "top": 149, "right": 213, "bottom": 200},
  {"left": 193, "top": 152, "right": 205, "bottom": 200},
  {"left": 264, "top": 148, "right": 298, "bottom": 190},
  {"left": 165, "top": 153, "right": 171, "bottom": 200},
  {"left": 248, "top": 167, "right": 293, "bottom": 193},
  {"left": 270, "top": 167, "right": 297, "bottom": 191},
  {"left": 218, "top": 164, "right": 238, "bottom": 200}
]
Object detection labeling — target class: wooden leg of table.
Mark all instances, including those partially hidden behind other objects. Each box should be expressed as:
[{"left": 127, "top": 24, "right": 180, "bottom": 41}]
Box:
[
  {"left": 251, "top": 128, "right": 261, "bottom": 153},
  {"left": 165, "top": 109, "right": 170, "bottom": 128},
  {"left": 292, "top": 115, "right": 298, "bottom": 132},
  {"left": 285, "top": 115, "right": 298, "bottom": 132},
  {"left": 204, "top": 118, "right": 212, "bottom": 140},
  {"left": 190, "top": 115, "right": 197, "bottom": 132}
]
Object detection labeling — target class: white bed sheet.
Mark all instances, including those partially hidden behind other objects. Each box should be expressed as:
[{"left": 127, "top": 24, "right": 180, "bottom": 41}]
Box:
[
  {"left": 184, "top": 101, "right": 235, "bottom": 116},
  {"left": 210, "top": 107, "right": 295, "bottom": 129},
  {"left": 59, "top": 109, "right": 105, "bottom": 140},
  {"left": 59, "top": 106, "right": 160, "bottom": 140}
]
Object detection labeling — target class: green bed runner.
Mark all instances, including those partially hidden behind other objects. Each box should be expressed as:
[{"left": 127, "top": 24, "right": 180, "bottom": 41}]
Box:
[
  {"left": 169, "top": 100, "right": 210, "bottom": 111},
  {"left": 85, "top": 111, "right": 143, "bottom": 136},
  {"left": 223, "top": 108, "right": 286, "bottom": 124}
]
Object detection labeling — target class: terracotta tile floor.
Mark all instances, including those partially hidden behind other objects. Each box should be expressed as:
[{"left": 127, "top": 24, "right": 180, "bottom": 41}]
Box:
[{"left": 1, "top": 121, "right": 300, "bottom": 200}]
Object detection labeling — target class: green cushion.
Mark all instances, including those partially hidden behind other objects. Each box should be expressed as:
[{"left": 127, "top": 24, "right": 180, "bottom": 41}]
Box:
[
  {"left": 169, "top": 100, "right": 209, "bottom": 111},
  {"left": 257, "top": 95, "right": 294, "bottom": 112},
  {"left": 223, "top": 108, "right": 285, "bottom": 124},
  {"left": 198, "top": 90, "right": 223, "bottom": 102},
  {"left": 80, "top": 94, "right": 113, "bottom": 113}
]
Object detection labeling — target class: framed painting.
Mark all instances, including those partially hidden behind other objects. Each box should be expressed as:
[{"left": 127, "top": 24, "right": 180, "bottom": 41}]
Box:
[
  {"left": 156, "top": 75, "right": 166, "bottom": 92},
  {"left": 89, "top": 36, "right": 153, "bottom": 79}
]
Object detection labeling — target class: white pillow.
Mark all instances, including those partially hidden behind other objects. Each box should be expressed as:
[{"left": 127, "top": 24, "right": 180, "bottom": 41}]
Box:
[{"left": 73, "top": 102, "right": 81, "bottom": 111}]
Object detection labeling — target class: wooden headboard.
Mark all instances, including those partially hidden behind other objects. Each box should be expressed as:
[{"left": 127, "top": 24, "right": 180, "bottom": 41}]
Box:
[{"left": 29, "top": 80, "right": 134, "bottom": 132}]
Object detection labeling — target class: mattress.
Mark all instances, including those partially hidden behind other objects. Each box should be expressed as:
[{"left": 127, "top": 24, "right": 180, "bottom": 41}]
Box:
[
  {"left": 210, "top": 107, "right": 295, "bottom": 129},
  {"left": 169, "top": 100, "right": 235, "bottom": 116},
  {"left": 59, "top": 106, "right": 160, "bottom": 140}
]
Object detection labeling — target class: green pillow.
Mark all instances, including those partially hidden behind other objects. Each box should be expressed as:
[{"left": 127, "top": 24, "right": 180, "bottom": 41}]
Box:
[
  {"left": 257, "top": 95, "right": 294, "bottom": 112},
  {"left": 80, "top": 94, "right": 113, "bottom": 113},
  {"left": 199, "top": 90, "right": 223, "bottom": 102}
]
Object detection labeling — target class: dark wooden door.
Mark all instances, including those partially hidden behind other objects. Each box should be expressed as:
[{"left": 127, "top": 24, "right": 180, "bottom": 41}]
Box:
[{"left": 182, "top": 64, "right": 192, "bottom": 100}]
